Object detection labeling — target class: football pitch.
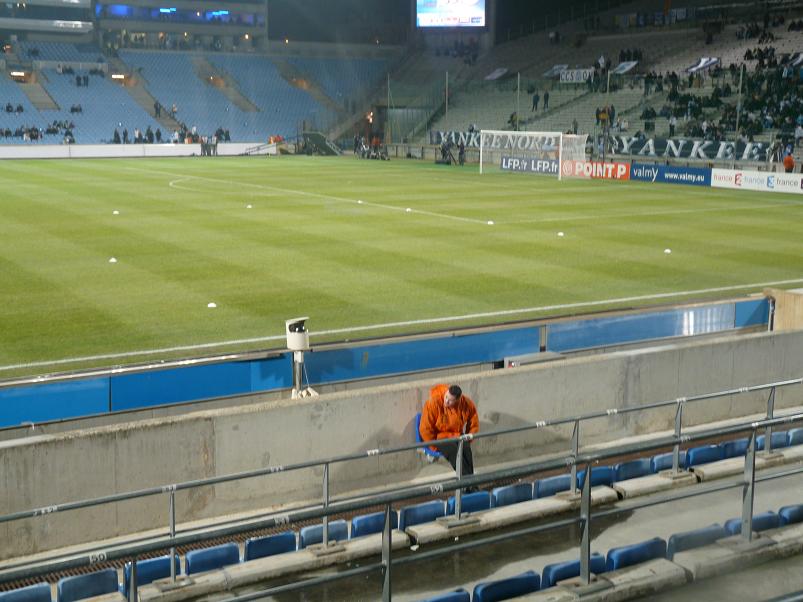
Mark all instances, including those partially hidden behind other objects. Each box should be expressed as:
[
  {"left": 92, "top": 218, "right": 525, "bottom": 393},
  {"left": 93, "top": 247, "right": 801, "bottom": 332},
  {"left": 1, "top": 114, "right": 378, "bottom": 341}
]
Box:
[{"left": 1, "top": 155, "right": 802, "bottom": 377}]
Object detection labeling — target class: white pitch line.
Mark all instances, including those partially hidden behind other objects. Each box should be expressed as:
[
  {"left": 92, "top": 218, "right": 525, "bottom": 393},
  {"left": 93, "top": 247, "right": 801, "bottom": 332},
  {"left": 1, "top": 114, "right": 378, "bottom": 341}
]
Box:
[
  {"left": 128, "top": 167, "right": 489, "bottom": 225},
  {"left": 4, "top": 276, "right": 803, "bottom": 372}
]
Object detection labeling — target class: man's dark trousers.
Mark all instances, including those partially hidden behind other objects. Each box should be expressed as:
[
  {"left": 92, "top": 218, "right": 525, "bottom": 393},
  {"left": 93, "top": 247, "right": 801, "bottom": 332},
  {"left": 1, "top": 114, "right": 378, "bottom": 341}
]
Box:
[{"left": 439, "top": 441, "right": 474, "bottom": 476}]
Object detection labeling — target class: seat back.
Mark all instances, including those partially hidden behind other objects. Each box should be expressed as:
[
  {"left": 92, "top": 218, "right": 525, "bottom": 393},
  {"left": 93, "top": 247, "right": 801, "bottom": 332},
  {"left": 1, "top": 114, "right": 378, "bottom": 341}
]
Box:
[
  {"left": 491, "top": 483, "right": 533, "bottom": 508},
  {"left": 613, "top": 459, "right": 651, "bottom": 482},
  {"left": 0, "top": 583, "right": 52, "bottom": 602},
  {"left": 666, "top": 524, "right": 727, "bottom": 560},
  {"left": 123, "top": 555, "right": 180, "bottom": 596},
  {"left": 779, "top": 504, "right": 803, "bottom": 526},
  {"left": 421, "top": 589, "right": 471, "bottom": 602},
  {"left": 687, "top": 444, "right": 723, "bottom": 468},
  {"left": 298, "top": 520, "right": 348, "bottom": 548},
  {"left": 576, "top": 466, "right": 614, "bottom": 488},
  {"left": 446, "top": 491, "right": 491, "bottom": 515},
  {"left": 757, "top": 431, "right": 788, "bottom": 451},
  {"left": 605, "top": 537, "right": 667, "bottom": 571},
  {"left": 57, "top": 569, "right": 119, "bottom": 602},
  {"left": 399, "top": 500, "right": 445, "bottom": 530},
  {"left": 787, "top": 428, "right": 803, "bottom": 446},
  {"left": 185, "top": 542, "right": 240, "bottom": 575},
  {"left": 534, "top": 474, "right": 571, "bottom": 499},
  {"left": 651, "top": 451, "right": 686, "bottom": 472},
  {"left": 244, "top": 531, "right": 297, "bottom": 561},
  {"left": 720, "top": 438, "right": 749, "bottom": 459},
  {"left": 541, "top": 554, "right": 605, "bottom": 589},
  {"left": 724, "top": 511, "right": 779, "bottom": 535},
  {"left": 415, "top": 412, "right": 443, "bottom": 458},
  {"left": 472, "top": 570, "right": 540, "bottom": 602},
  {"left": 351, "top": 511, "right": 398, "bottom": 538}
]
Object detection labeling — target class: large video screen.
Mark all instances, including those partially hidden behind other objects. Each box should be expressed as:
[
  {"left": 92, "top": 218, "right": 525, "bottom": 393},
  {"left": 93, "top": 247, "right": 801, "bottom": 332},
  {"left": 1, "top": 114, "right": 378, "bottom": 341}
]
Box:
[{"left": 416, "top": 0, "right": 486, "bottom": 28}]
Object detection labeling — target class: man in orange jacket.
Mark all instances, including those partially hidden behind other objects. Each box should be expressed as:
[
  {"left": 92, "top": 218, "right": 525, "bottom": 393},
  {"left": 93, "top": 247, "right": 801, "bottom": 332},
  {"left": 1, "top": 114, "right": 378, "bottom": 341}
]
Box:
[{"left": 419, "top": 384, "right": 479, "bottom": 478}]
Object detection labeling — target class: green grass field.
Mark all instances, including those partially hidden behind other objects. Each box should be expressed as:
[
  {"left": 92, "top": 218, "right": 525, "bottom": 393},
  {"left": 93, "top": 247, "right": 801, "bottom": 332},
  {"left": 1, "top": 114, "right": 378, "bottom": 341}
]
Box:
[{"left": 1, "top": 155, "right": 802, "bottom": 377}]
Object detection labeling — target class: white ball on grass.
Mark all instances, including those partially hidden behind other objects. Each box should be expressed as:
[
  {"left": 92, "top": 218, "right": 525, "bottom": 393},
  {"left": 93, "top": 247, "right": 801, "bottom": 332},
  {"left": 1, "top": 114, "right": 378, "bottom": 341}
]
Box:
[
  {"left": 406, "top": 208, "right": 412, "bottom": 213},
  {"left": 112, "top": 210, "right": 120, "bottom": 215},
  {"left": 207, "top": 302, "right": 217, "bottom": 308},
  {"left": 557, "top": 232, "right": 565, "bottom": 237},
  {"left": 487, "top": 220, "right": 494, "bottom": 225},
  {"left": 664, "top": 248, "right": 672, "bottom": 254},
  {"left": 246, "top": 204, "right": 252, "bottom": 209},
  {"left": 108, "top": 257, "right": 117, "bottom": 263}
]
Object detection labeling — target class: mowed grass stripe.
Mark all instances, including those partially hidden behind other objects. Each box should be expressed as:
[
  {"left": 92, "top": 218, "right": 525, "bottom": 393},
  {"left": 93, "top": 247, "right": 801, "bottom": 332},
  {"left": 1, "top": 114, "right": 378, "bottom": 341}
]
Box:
[{"left": 2, "top": 156, "right": 803, "bottom": 373}]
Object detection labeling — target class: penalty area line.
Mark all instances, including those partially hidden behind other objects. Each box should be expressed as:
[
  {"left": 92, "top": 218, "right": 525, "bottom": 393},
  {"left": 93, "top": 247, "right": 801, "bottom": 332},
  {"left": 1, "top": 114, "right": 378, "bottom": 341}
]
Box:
[{"left": 3, "top": 276, "right": 803, "bottom": 372}]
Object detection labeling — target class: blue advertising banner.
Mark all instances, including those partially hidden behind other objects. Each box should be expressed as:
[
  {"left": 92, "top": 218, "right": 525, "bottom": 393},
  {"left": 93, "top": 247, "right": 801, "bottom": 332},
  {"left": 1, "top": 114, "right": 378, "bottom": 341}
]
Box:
[
  {"left": 500, "top": 156, "right": 558, "bottom": 175},
  {"left": 630, "top": 163, "right": 712, "bottom": 186}
]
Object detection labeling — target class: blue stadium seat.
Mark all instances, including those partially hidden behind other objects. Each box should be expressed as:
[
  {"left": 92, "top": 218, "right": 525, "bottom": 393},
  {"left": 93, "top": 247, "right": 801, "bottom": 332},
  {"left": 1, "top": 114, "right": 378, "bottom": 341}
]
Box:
[
  {"left": 666, "top": 524, "right": 727, "bottom": 560},
  {"left": 756, "top": 432, "right": 788, "bottom": 451},
  {"left": 350, "top": 511, "right": 398, "bottom": 538},
  {"left": 779, "top": 505, "right": 803, "bottom": 526},
  {"left": 724, "top": 511, "right": 780, "bottom": 535},
  {"left": 446, "top": 491, "right": 491, "bottom": 514},
  {"left": 298, "top": 520, "right": 348, "bottom": 548},
  {"left": 576, "top": 466, "right": 615, "bottom": 488},
  {"left": 721, "top": 438, "right": 749, "bottom": 459},
  {"left": 651, "top": 451, "right": 686, "bottom": 472},
  {"left": 0, "top": 583, "right": 51, "bottom": 602},
  {"left": 123, "top": 554, "right": 180, "bottom": 596},
  {"left": 399, "top": 500, "right": 445, "bottom": 530},
  {"left": 421, "top": 589, "right": 470, "bottom": 602},
  {"left": 788, "top": 428, "right": 803, "bottom": 446},
  {"left": 57, "top": 569, "right": 119, "bottom": 602},
  {"left": 472, "top": 570, "right": 540, "bottom": 602},
  {"left": 185, "top": 542, "right": 240, "bottom": 575},
  {"left": 613, "top": 459, "right": 651, "bottom": 482},
  {"left": 687, "top": 444, "right": 723, "bottom": 468},
  {"left": 540, "top": 553, "right": 606, "bottom": 589},
  {"left": 534, "top": 474, "right": 572, "bottom": 498},
  {"left": 491, "top": 483, "right": 533, "bottom": 508},
  {"left": 415, "top": 412, "right": 443, "bottom": 459},
  {"left": 244, "top": 531, "right": 297, "bottom": 560},
  {"left": 605, "top": 537, "right": 667, "bottom": 571}
]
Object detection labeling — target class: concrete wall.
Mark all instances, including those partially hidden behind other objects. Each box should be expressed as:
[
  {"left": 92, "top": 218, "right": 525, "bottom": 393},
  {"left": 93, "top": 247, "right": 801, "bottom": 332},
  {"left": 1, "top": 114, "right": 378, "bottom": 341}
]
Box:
[{"left": 2, "top": 329, "right": 803, "bottom": 560}]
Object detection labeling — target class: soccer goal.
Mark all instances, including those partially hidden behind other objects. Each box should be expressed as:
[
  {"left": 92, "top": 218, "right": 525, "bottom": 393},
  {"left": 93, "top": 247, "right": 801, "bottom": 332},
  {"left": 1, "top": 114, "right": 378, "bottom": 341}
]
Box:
[{"left": 478, "top": 130, "right": 588, "bottom": 179}]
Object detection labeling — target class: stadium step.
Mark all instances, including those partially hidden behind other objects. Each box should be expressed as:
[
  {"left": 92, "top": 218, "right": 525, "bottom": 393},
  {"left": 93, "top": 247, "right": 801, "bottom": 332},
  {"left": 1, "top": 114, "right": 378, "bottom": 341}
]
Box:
[
  {"left": 18, "top": 72, "right": 59, "bottom": 111},
  {"left": 111, "top": 56, "right": 182, "bottom": 133},
  {"left": 272, "top": 57, "right": 344, "bottom": 115},
  {"left": 189, "top": 56, "right": 259, "bottom": 113}
]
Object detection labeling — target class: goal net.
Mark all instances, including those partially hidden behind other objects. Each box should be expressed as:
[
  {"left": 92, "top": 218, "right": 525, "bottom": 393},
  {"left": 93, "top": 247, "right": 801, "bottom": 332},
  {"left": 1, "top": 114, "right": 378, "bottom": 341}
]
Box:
[{"left": 478, "top": 130, "right": 588, "bottom": 179}]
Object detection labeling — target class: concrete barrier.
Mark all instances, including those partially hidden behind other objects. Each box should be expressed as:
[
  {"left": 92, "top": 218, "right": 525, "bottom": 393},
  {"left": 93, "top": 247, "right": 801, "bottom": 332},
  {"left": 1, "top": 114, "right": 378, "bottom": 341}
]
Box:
[{"left": 2, "top": 329, "right": 803, "bottom": 560}]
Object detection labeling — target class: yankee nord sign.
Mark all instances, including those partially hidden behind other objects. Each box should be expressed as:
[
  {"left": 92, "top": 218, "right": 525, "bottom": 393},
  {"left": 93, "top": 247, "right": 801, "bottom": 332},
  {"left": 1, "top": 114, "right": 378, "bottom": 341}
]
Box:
[
  {"left": 429, "top": 130, "right": 560, "bottom": 151},
  {"left": 610, "top": 135, "right": 771, "bottom": 162}
]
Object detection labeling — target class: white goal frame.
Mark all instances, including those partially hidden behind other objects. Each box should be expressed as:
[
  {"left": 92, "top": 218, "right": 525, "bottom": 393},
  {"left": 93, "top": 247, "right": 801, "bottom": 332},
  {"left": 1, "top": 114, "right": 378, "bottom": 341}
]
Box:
[{"left": 477, "top": 130, "right": 591, "bottom": 181}]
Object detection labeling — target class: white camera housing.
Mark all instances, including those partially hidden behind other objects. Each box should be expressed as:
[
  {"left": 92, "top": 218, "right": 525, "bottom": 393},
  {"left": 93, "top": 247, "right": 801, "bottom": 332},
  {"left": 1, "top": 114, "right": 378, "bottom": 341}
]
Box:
[{"left": 285, "top": 317, "right": 310, "bottom": 351}]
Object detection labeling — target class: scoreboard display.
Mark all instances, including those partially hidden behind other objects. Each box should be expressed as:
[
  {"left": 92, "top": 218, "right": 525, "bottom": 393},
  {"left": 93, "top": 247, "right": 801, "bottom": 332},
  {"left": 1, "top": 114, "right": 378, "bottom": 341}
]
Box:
[{"left": 416, "top": 0, "right": 486, "bottom": 28}]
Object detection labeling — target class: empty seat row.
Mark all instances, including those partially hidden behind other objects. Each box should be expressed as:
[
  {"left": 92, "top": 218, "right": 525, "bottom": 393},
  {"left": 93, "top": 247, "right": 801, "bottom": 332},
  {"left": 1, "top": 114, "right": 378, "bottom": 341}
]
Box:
[{"left": 424, "top": 502, "right": 803, "bottom": 601}]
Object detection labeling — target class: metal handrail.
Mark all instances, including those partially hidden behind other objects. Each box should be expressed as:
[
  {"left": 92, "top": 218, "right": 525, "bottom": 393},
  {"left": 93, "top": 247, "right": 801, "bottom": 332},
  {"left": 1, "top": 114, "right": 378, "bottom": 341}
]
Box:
[{"left": 2, "top": 411, "right": 802, "bottom": 586}]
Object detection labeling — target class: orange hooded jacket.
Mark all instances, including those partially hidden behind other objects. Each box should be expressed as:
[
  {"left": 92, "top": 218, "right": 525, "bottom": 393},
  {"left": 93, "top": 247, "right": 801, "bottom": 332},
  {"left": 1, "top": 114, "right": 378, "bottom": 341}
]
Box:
[{"left": 419, "top": 384, "right": 479, "bottom": 452}]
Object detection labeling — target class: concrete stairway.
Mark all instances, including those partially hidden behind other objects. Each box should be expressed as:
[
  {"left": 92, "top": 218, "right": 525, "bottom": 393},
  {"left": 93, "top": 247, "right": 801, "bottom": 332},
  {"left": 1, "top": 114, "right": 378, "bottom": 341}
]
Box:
[
  {"left": 19, "top": 71, "right": 59, "bottom": 110},
  {"left": 189, "top": 56, "right": 259, "bottom": 113},
  {"left": 110, "top": 56, "right": 182, "bottom": 132},
  {"left": 271, "top": 57, "right": 344, "bottom": 114}
]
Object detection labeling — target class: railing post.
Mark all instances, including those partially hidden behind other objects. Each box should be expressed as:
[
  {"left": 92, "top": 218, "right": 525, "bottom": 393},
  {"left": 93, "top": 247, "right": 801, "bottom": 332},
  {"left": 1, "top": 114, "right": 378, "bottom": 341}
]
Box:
[
  {"left": 741, "top": 429, "right": 757, "bottom": 542},
  {"left": 570, "top": 420, "right": 580, "bottom": 495},
  {"left": 764, "top": 387, "right": 776, "bottom": 453},
  {"left": 128, "top": 555, "right": 137, "bottom": 602},
  {"left": 168, "top": 490, "right": 176, "bottom": 582},
  {"left": 672, "top": 400, "right": 684, "bottom": 473},
  {"left": 455, "top": 438, "right": 464, "bottom": 519},
  {"left": 322, "top": 462, "right": 330, "bottom": 547},
  {"left": 579, "top": 463, "right": 592, "bottom": 585},
  {"left": 381, "top": 503, "right": 393, "bottom": 602}
]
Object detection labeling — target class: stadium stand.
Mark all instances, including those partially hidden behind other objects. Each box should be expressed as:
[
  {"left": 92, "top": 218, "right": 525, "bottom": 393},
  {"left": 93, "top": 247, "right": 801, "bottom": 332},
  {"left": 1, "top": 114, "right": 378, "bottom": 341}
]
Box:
[
  {"left": 576, "top": 466, "right": 615, "bottom": 488},
  {"left": 0, "top": 583, "right": 51, "bottom": 602},
  {"left": 447, "top": 491, "right": 492, "bottom": 514},
  {"left": 540, "top": 554, "right": 606, "bottom": 588},
  {"left": 724, "top": 511, "right": 781, "bottom": 535},
  {"left": 422, "top": 589, "right": 471, "bottom": 602},
  {"left": 398, "top": 499, "right": 445, "bottom": 530},
  {"left": 666, "top": 524, "right": 728, "bottom": 560},
  {"left": 14, "top": 41, "right": 104, "bottom": 64},
  {"left": 605, "top": 537, "right": 667, "bottom": 571},
  {"left": 613, "top": 458, "right": 651, "bottom": 481},
  {"left": 779, "top": 505, "right": 803, "bottom": 526},
  {"left": 56, "top": 569, "right": 119, "bottom": 602},
  {"left": 757, "top": 431, "right": 790, "bottom": 451},
  {"left": 686, "top": 444, "right": 724, "bottom": 468},
  {"left": 350, "top": 511, "right": 399, "bottom": 538},
  {"left": 298, "top": 520, "right": 349, "bottom": 548},
  {"left": 490, "top": 482, "right": 533, "bottom": 507},
  {"left": 122, "top": 555, "right": 180, "bottom": 597},
  {"left": 244, "top": 531, "right": 297, "bottom": 560},
  {"left": 286, "top": 56, "right": 388, "bottom": 107},
  {"left": 184, "top": 542, "right": 240, "bottom": 575}
]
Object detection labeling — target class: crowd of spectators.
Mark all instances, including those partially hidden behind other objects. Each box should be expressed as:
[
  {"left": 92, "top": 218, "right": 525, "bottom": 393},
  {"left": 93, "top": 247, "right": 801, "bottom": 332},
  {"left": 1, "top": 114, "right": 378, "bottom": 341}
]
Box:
[
  {"left": 618, "top": 48, "right": 643, "bottom": 63},
  {"left": 1, "top": 120, "right": 75, "bottom": 143},
  {"left": 434, "top": 38, "right": 479, "bottom": 66},
  {"left": 5, "top": 103, "right": 24, "bottom": 114}
]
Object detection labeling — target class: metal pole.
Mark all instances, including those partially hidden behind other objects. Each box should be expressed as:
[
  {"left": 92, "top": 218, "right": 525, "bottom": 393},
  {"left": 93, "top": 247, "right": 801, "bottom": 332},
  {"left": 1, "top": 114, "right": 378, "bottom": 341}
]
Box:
[
  {"left": 733, "top": 63, "right": 744, "bottom": 169},
  {"left": 741, "top": 430, "right": 757, "bottom": 542},
  {"left": 445, "top": 71, "right": 449, "bottom": 120},
  {"left": 169, "top": 491, "right": 176, "bottom": 582},
  {"left": 322, "top": 462, "right": 330, "bottom": 547},
  {"left": 672, "top": 401, "right": 684, "bottom": 473},
  {"left": 386, "top": 73, "right": 391, "bottom": 146},
  {"left": 570, "top": 420, "right": 580, "bottom": 495},
  {"left": 764, "top": 387, "right": 776, "bottom": 453},
  {"left": 455, "top": 439, "right": 464, "bottom": 519},
  {"left": 381, "top": 504, "right": 393, "bottom": 602},
  {"left": 579, "top": 463, "right": 592, "bottom": 584},
  {"left": 128, "top": 556, "right": 138, "bottom": 602},
  {"left": 516, "top": 72, "right": 521, "bottom": 131}
]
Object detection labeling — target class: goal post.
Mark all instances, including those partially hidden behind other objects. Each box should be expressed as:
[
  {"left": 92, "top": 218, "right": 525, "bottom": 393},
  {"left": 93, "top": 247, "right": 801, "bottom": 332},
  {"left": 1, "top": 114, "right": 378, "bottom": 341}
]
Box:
[{"left": 478, "top": 130, "right": 588, "bottom": 179}]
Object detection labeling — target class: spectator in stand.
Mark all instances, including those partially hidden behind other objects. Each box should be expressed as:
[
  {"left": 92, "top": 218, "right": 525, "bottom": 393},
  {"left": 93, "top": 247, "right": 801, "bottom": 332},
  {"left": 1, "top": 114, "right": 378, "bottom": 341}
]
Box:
[
  {"left": 531, "top": 91, "right": 539, "bottom": 112},
  {"left": 783, "top": 152, "right": 795, "bottom": 173},
  {"left": 543, "top": 90, "right": 549, "bottom": 111}
]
